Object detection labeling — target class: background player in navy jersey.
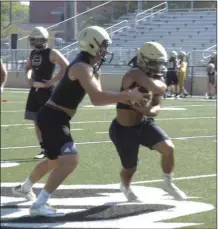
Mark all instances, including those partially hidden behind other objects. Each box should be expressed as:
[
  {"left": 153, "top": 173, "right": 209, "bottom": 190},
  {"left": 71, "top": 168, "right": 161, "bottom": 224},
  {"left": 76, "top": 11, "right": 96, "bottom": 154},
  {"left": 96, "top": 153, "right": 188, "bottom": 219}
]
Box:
[
  {"left": 25, "top": 26, "right": 69, "bottom": 159},
  {"left": 12, "top": 25, "right": 145, "bottom": 217},
  {"left": 165, "top": 51, "right": 179, "bottom": 98},
  {"left": 205, "top": 52, "right": 217, "bottom": 99}
]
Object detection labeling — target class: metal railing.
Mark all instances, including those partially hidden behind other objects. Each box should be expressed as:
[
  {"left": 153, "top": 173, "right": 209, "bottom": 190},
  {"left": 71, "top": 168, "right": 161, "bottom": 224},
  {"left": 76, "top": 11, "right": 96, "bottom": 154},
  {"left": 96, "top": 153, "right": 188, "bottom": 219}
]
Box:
[
  {"left": 3, "top": 47, "right": 210, "bottom": 75},
  {"left": 18, "top": 0, "right": 113, "bottom": 42},
  {"left": 168, "top": 8, "right": 217, "bottom": 12},
  {"left": 203, "top": 44, "right": 217, "bottom": 59},
  {"left": 106, "top": 20, "right": 129, "bottom": 34},
  {"left": 60, "top": 41, "right": 78, "bottom": 53},
  {"left": 135, "top": 2, "right": 168, "bottom": 24},
  {"left": 60, "top": 20, "right": 129, "bottom": 55},
  {"left": 61, "top": 2, "right": 169, "bottom": 54}
]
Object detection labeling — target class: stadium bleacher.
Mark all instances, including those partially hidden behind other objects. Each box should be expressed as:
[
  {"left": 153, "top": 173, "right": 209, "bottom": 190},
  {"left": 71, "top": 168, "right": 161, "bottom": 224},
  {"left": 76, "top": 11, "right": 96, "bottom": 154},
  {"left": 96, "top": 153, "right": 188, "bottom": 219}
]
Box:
[
  {"left": 2, "top": 3, "right": 217, "bottom": 75},
  {"left": 60, "top": 6, "right": 216, "bottom": 74},
  {"left": 102, "top": 9, "right": 216, "bottom": 73}
]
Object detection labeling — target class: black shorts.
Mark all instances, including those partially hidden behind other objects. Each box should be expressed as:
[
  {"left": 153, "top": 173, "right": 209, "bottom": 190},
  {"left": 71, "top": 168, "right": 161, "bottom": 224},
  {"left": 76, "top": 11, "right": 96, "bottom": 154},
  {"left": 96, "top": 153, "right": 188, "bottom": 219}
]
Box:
[
  {"left": 36, "top": 105, "right": 77, "bottom": 160},
  {"left": 208, "top": 73, "right": 216, "bottom": 85},
  {"left": 25, "top": 87, "right": 53, "bottom": 121},
  {"left": 166, "top": 71, "right": 178, "bottom": 86},
  {"left": 109, "top": 117, "right": 169, "bottom": 169}
]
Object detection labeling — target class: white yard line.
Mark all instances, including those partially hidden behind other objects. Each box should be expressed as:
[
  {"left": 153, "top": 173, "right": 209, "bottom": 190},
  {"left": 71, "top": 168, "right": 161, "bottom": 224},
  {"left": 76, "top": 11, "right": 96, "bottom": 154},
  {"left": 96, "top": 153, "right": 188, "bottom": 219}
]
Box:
[
  {"left": 130, "top": 174, "right": 217, "bottom": 185},
  {"left": 1, "top": 135, "right": 216, "bottom": 150},
  {"left": 1, "top": 116, "right": 216, "bottom": 128},
  {"left": 26, "top": 127, "right": 83, "bottom": 131},
  {"left": 1, "top": 173, "right": 216, "bottom": 187},
  {"left": 0, "top": 104, "right": 216, "bottom": 112}
]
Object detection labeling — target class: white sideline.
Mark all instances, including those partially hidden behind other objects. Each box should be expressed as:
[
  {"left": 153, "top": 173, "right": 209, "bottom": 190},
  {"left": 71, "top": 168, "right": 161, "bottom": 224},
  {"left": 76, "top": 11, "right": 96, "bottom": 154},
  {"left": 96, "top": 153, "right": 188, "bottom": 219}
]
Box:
[
  {"left": 1, "top": 135, "right": 216, "bottom": 150},
  {"left": 1, "top": 173, "right": 216, "bottom": 187},
  {"left": 0, "top": 104, "right": 216, "bottom": 112},
  {"left": 1, "top": 116, "right": 216, "bottom": 127},
  {"left": 130, "top": 174, "right": 217, "bottom": 185}
]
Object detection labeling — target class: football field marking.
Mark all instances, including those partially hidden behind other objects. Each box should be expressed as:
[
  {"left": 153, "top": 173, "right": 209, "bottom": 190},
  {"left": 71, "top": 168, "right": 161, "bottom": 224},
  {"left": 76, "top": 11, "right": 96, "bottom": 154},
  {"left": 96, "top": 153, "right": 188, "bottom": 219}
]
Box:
[
  {"left": 25, "top": 127, "right": 83, "bottom": 131},
  {"left": 0, "top": 104, "right": 216, "bottom": 112},
  {"left": 1, "top": 173, "right": 216, "bottom": 187},
  {"left": 0, "top": 161, "right": 20, "bottom": 168},
  {"left": 1, "top": 135, "right": 216, "bottom": 150},
  {"left": 1, "top": 116, "right": 216, "bottom": 127},
  {"left": 130, "top": 174, "right": 217, "bottom": 185}
]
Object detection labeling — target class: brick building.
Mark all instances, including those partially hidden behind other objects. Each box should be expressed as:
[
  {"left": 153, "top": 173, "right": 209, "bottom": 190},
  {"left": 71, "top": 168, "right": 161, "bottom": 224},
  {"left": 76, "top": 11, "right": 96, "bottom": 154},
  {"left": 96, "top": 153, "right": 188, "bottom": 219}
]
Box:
[{"left": 29, "top": 1, "right": 113, "bottom": 24}]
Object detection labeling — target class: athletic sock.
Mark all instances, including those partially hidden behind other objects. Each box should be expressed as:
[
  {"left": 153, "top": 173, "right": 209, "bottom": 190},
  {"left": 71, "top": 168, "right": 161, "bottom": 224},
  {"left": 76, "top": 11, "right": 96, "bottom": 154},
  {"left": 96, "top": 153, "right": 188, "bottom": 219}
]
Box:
[
  {"left": 22, "top": 177, "right": 33, "bottom": 192},
  {"left": 163, "top": 173, "right": 173, "bottom": 184},
  {"left": 35, "top": 189, "right": 52, "bottom": 206}
]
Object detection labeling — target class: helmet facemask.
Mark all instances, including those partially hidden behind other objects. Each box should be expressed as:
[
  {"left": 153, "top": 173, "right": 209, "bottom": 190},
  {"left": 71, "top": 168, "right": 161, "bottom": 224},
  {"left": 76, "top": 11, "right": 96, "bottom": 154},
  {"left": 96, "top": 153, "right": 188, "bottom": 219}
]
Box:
[
  {"left": 139, "top": 53, "right": 167, "bottom": 79},
  {"left": 94, "top": 39, "right": 113, "bottom": 63},
  {"left": 29, "top": 37, "right": 48, "bottom": 50},
  {"left": 93, "top": 39, "right": 114, "bottom": 72}
]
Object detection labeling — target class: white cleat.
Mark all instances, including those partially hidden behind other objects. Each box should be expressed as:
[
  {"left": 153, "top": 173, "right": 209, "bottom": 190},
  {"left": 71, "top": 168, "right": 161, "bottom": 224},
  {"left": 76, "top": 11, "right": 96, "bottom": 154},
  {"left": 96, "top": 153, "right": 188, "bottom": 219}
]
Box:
[
  {"left": 12, "top": 185, "right": 36, "bottom": 201},
  {"left": 120, "top": 183, "right": 140, "bottom": 202},
  {"left": 162, "top": 182, "right": 187, "bottom": 201},
  {"left": 30, "top": 203, "right": 65, "bottom": 217},
  {"left": 34, "top": 150, "right": 46, "bottom": 159}
]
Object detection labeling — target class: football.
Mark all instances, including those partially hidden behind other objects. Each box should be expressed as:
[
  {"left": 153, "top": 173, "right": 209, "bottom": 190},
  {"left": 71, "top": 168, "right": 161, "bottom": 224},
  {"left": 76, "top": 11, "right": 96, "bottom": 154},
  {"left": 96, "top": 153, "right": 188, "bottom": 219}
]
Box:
[{"left": 130, "top": 86, "right": 153, "bottom": 108}]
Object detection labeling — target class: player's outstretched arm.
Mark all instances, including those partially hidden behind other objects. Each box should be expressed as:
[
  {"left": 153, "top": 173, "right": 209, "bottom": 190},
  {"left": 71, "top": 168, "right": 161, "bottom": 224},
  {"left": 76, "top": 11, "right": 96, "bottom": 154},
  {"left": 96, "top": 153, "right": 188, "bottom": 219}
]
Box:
[{"left": 70, "top": 63, "right": 144, "bottom": 106}]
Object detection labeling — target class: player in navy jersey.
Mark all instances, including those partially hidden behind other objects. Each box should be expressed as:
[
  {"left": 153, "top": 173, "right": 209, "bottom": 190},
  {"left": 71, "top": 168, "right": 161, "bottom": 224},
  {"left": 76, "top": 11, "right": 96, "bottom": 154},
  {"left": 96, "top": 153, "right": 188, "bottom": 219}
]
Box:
[
  {"left": 24, "top": 27, "right": 69, "bottom": 159},
  {"left": 12, "top": 26, "right": 144, "bottom": 217},
  {"left": 165, "top": 51, "right": 179, "bottom": 98},
  {"left": 205, "top": 52, "right": 217, "bottom": 99}
]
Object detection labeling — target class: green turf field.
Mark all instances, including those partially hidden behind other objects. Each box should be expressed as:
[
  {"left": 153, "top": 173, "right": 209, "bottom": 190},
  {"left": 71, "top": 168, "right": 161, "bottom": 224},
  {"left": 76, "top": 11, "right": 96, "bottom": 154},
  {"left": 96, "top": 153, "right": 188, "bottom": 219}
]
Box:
[{"left": 1, "top": 90, "right": 217, "bottom": 229}]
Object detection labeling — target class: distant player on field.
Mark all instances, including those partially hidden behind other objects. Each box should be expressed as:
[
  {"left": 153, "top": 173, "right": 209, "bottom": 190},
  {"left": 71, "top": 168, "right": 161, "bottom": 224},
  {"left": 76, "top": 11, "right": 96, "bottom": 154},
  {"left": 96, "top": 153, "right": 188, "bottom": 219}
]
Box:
[
  {"left": 205, "top": 52, "right": 217, "bottom": 99},
  {"left": 24, "top": 26, "right": 69, "bottom": 159}
]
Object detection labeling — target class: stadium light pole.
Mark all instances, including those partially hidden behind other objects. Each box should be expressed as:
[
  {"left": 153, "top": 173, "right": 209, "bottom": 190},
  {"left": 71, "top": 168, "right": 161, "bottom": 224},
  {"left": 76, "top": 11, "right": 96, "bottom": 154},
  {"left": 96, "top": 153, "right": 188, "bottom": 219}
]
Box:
[
  {"left": 191, "top": 1, "right": 194, "bottom": 10},
  {"left": 138, "top": 0, "right": 142, "bottom": 13},
  {"left": 9, "top": 2, "right": 12, "bottom": 25},
  {"left": 74, "top": 0, "right": 77, "bottom": 40}
]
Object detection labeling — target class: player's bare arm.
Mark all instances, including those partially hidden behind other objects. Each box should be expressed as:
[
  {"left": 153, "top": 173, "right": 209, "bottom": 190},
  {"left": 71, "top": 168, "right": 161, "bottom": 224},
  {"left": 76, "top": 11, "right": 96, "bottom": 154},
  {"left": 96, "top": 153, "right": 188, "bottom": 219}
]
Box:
[
  {"left": 1, "top": 60, "right": 8, "bottom": 89},
  {"left": 71, "top": 63, "right": 144, "bottom": 106},
  {"left": 25, "top": 58, "right": 33, "bottom": 87},
  {"left": 42, "top": 49, "right": 69, "bottom": 88},
  {"left": 130, "top": 69, "right": 167, "bottom": 95}
]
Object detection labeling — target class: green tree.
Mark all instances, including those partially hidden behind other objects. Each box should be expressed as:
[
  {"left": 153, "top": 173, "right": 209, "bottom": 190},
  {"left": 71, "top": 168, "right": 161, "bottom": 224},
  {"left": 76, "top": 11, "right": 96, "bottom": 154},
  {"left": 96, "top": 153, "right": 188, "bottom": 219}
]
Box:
[{"left": 1, "top": 2, "right": 29, "bottom": 38}]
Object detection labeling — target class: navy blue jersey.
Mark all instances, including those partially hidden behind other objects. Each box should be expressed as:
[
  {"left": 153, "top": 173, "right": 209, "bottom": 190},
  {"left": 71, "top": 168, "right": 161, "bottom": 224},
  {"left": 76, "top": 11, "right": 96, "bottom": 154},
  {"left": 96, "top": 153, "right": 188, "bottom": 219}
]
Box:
[
  {"left": 30, "top": 48, "right": 55, "bottom": 82},
  {"left": 167, "top": 57, "right": 177, "bottom": 71}
]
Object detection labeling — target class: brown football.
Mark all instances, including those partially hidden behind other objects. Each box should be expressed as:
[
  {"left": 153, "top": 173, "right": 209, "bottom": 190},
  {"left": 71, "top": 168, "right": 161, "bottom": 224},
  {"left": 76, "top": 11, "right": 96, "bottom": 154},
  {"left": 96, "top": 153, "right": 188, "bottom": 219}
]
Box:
[{"left": 131, "top": 86, "right": 153, "bottom": 108}]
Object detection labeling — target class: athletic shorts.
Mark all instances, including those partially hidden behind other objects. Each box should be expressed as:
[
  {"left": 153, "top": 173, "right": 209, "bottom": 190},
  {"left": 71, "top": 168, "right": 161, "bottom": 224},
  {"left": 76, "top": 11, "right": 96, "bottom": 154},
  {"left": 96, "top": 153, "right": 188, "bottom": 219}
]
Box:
[
  {"left": 25, "top": 87, "right": 53, "bottom": 121},
  {"left": 208, "top": 73, "right": 216, "bottom": 85},
  {"left": 109, "top": 117, "right": 169, "bottom": 169},
  {"left": 166, "top": 71, "right": 178, "bottom": 86},
  {"left": 36, "top": 105, "right": 77, "bottom": 160}
]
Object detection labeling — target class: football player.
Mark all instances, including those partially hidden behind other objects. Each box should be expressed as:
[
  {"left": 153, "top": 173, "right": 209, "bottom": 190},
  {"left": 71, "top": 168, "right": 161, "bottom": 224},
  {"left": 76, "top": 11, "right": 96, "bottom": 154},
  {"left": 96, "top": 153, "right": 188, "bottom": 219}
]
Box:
[
  {"left": 205, "top": 52, "right": 217, "bottom": 99},
  {"left": 12, "top": 26, "right": 144, "bottom": 217},
  {"left": 24, "top": 26, "right": 69, "bottom": 159},
  {"left": 109, "top": 42, "right": 187, "bottom": 202},
  {"left": 178, "top": 51, "right": 188, "bottom": 98},
  {"left": 165, "top": 51, "right": 179, "bottom": 98}
]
